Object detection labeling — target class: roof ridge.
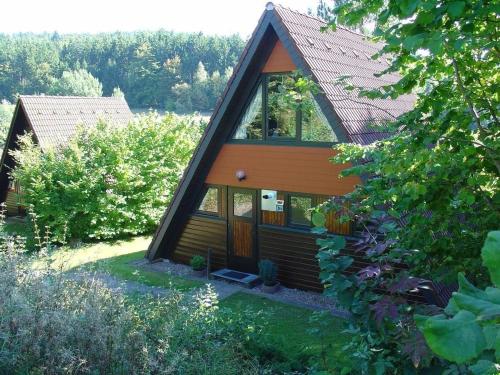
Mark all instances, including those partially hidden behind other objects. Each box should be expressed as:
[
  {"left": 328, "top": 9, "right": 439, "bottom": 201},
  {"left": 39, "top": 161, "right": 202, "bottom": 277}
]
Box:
[
  {"left": 19, "top": 95, "right": 124, "bottom": 100},
  {"left": 270, "top": 2, "right": 368, "bottom": 38}
]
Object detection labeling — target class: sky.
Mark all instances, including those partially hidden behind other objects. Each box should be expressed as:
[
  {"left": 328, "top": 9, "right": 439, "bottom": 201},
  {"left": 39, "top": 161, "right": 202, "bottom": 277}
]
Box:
[{"left": 0, "top": 0, "right": 317, "bottom": 37}]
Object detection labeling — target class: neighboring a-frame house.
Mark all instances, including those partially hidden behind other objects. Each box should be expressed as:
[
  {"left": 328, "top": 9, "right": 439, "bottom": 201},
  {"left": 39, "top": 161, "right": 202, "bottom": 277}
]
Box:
[
  {"left": 0, "top": 95, "right": 133, "bottom": 216},
  {"left": 146, "top": 3, "right": 414, "bottom": 291}
]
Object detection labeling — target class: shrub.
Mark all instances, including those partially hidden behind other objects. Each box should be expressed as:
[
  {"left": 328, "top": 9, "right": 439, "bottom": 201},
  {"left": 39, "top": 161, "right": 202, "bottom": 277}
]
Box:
[
  {"left": 190, "top": 255, "right": 206, "bottom": 271},
  {"left": 259, "top": 259, "right": 278, "bottom": 286},
  {"left": 11, "top": 112, "right": 204, "bottom": 242},
  {"left": 416, "top": 231, "right": 500, "bottom": 374},
  {"left": 0, "top": 228, "right": 259, "bottom": 374}
]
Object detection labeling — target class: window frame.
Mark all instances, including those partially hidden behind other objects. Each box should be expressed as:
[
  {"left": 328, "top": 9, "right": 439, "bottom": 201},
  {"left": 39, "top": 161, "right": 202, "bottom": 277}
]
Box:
[
  {"left": 195, "top": 185, "right": 222, "bottom": 217},
  {"left": 230, "top": 73, "right": 338, "bottom": 147}
]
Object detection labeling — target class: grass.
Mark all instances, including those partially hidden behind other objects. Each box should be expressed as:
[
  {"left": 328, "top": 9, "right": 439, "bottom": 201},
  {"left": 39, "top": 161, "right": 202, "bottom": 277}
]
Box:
[
  {"left": 221, "top": 292, "right": 350, "bottom": 371},
  {"left": 40, "top": 235, "right": 203, "bottom": 291}
]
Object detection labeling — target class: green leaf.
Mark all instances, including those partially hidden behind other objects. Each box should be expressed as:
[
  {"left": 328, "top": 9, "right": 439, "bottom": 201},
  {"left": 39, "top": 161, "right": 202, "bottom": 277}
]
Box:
[
  {"left": 482, "top": 231, "right": 500, "bottom": 287},
  {"left": 418, "top": 310, "right": 486, "bottom": 364},
  {"left": 312, "top": 212, "right": 326, "bottom": 227},
  {"left": 469, "top": 360, "right": 500, "bottom": 375},
  {"left": 402, "top": 34, "right": 424, "bottom": 51},
  {"left": 447, "top": 1, "right": 466, "bottom": 18},
  {"left": 399, "top": 0, "right": 420, "bottom": 16},
  {"left": 457, "top": 272, "right": 488, "bottom": 299}
]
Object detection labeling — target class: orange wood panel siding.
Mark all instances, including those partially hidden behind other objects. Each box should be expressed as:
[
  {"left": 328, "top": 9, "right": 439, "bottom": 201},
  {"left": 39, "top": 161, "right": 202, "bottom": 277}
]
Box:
[
  {"left": 262, "top": 40, "right": 297, "bottom": 73},
  {"left": 205, "top": 144, "right": 361, "bottom": 196},
  {"left": 232, "top": 221, "right": 253, "bottom": 257}
]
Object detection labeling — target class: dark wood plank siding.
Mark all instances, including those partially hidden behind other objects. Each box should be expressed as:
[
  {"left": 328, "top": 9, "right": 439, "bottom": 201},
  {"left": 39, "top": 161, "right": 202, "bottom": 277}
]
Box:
[
  {"left": 171, "top": 215, "right": 227, "bottom": 270},
  {"left": 232, "top": 221, "right": 253, "bottom": 257},
  {"left": 5, "top": 189, "right": 18, "bottom": 216},
  {"left": 259, "top": 226, "right": 324, "bottom": 291}
]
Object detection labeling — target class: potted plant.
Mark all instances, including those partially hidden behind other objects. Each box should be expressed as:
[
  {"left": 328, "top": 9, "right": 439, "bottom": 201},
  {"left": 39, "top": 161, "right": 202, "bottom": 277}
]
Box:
[
  {"left": 190, "top": 255, "right": 206, "bottom": 277},
  {"left": 259, "top": 259, "right": 280, "bottom": 293}
]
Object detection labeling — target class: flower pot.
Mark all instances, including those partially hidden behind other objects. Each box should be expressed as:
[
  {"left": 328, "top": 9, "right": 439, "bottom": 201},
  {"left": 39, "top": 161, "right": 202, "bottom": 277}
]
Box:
[
  {"left": 261, "top": 282, "right": 280, "bottom": 294},
  {"left": 192, "top": 268, "right": 206, "bottom": 277}
]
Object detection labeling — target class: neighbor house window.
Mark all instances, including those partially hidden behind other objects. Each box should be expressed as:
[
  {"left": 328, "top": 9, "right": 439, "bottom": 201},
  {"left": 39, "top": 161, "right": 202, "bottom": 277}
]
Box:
[
  {"left": 232, "top": 73, "right": 337, "bottom": 144},
  {"left": 197, "top": 186, "right": 219, "bottom": 215},
  {"left": 289, "top": 195, "right": 313, "bottom": 227}
]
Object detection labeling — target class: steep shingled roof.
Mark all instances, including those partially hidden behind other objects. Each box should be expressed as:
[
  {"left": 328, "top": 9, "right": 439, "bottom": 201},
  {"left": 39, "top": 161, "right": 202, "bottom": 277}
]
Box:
[
  {"left": 272, "top": 4, "right": 414, "bottom": 144},
  {"left": 19, "top": 95, "right": 133, "bottom": 149}
]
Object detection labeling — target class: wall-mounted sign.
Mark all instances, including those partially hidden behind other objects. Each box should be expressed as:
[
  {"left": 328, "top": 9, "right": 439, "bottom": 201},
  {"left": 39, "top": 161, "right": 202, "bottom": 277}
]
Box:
[{"left": 275, "top": 199, "right": 284, "bottom": 212}]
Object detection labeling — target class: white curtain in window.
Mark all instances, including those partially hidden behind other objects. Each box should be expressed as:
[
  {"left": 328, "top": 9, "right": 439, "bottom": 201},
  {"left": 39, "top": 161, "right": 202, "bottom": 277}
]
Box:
[{"left": 234, "top": 85, "right": 262, "bottom": 139}]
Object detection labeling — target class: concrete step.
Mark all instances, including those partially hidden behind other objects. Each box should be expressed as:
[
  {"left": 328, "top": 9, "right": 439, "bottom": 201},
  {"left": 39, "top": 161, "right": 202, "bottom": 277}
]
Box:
[{"left": 210, "top": 268, "right": 260, "bottom": 288}]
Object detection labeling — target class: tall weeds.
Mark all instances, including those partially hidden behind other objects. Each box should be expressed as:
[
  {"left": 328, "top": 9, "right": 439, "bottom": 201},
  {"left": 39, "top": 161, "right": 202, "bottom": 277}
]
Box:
[{"left": 0, "top": 208, "right": 258, "bottom": 374}]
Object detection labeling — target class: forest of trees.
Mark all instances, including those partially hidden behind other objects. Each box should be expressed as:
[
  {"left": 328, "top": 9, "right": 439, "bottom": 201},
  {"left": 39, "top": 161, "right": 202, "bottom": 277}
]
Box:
[{"left": 0, "top": 31, "right": 245, "bottom": 112}]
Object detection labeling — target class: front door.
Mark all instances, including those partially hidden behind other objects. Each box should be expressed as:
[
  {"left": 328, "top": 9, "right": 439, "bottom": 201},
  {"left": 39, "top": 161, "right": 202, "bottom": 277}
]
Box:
[{"left": 228, "top": 187, "right": 257, "bottom": 273}]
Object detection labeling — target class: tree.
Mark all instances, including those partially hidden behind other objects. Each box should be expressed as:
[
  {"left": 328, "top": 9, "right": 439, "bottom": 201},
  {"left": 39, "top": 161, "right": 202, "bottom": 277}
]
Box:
[
  {"left": 0, "top": 101, "right": 13, "bottom": 151},
  {"left": 328, "top": 0, "right": 499, "bottom": 284},
  {"left": 49, "top": 69, "right": 103, "bottom": 97},
  {"left": 0, "top": 32, "right": 245, "bottom": 110},
  {"left": 313, "top": 0, "right": 499, "bottom": 371},
  {"left": 111, "top": 86, "right": 125, "bottom": 98}
]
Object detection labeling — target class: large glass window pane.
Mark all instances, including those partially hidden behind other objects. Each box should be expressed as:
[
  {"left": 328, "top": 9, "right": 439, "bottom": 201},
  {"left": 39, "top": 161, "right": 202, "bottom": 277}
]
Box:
[
  {"left": 198, "top": 187, "right": 219, "bottom": 214},
  {"left": 233, "top": 84, "right": 263, "bottom": 140},
  {"left": 233, "top": 193, "right": 253, "bottom": 218},
  {"left": 301, "top": 94, "right": 338, "bottom": 142},
  {"left": 267, "top": 75, "right": 297, "bottom": 139},
  {"left": 290, "top": 195, "right": 312, "bottom": 226}
]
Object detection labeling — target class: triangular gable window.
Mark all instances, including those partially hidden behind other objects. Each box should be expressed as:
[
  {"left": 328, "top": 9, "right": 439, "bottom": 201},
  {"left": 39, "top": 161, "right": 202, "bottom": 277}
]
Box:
[
  {"left": 301, "top": 94, "right": 338, "bottom": 142},
  {"left": 233, "top": 84, "right": 263, "bottom": 140},
  {"left": 232, "top": 74, "right": 338, "bottom": 143}
]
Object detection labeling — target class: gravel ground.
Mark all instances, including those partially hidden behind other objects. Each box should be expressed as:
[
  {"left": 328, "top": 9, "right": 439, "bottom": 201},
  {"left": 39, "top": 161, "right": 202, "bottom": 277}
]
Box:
[{"left": 132, "top": 258, "right": 348, "bottom": 317}]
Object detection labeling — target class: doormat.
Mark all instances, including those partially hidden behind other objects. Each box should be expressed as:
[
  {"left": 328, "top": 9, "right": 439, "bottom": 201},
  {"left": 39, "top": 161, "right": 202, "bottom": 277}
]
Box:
[{"left": 222, "top": 270, "right": 250, "bottom": 280}]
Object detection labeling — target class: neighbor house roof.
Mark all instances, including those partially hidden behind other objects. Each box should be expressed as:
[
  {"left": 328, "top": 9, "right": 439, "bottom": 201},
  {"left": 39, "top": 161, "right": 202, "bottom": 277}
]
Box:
[
  {"left": 0, "top": 95, "right": 133, "bottom": 203},
  {"left": 18, "top": 95, "right": 133, "bottom": 149},
  {"left": 273, "top": 4, "right": 414, "bottom": 144}
]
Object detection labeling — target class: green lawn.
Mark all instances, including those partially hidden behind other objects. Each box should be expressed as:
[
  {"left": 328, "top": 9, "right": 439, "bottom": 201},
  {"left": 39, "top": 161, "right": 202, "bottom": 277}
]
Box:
[
  {"left": 39, "top": 235, "right": 203, "bottom": 291},
  {"left": 221, "top": 292, "right": 350, "bottom": 371}
]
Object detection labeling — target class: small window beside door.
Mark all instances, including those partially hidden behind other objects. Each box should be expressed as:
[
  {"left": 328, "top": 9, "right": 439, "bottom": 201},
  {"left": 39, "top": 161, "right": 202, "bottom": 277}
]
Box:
[{"left": 197, "top": 186, "right": 220, "bottom": 215}]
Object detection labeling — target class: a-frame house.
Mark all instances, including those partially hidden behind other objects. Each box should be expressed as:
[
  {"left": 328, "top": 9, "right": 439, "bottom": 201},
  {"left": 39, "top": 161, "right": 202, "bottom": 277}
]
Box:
[
  {"left": 0, "top": 95, "right": 133, "bottom": 216},
  {"left": 146, "top": 3, "right": 414, "bottom": 291}
]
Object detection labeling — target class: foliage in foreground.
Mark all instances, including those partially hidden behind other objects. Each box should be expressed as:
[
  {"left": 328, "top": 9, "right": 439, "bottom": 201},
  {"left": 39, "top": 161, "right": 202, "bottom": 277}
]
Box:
[
  {"left": 11, "top": 112, "right": 204, "bottom": 241},
  {"left": 416, "top": 231, "right": 500, "bottom": 374},
  {"left": 0, "top": 231, "right": 258, "bottom": 374},
  {"left": 311, "top": 0, "right": 499, "bottom": 372}
]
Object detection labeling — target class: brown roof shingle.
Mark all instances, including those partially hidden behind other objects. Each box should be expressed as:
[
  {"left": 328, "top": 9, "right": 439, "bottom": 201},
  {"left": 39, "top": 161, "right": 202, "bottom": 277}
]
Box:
[
  {"left": 19, "top": 95, "right": 133, "bottom": 149},
  {"left": 273, "top": 4, "right": 415, "bottom": 144}
]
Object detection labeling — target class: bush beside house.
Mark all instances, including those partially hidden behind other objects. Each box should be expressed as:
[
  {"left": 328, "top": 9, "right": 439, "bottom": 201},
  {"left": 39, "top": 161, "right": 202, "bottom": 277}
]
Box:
[{"left": 11, "top": 112, "right": 204, "bottom": 241}]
